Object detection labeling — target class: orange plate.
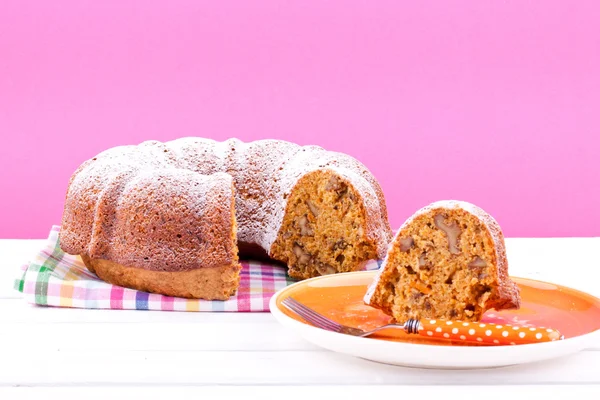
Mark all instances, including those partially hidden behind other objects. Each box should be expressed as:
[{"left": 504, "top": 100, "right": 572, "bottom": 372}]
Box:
[{"left": 275, "top": 272, "right": 600, "bottom": 346}]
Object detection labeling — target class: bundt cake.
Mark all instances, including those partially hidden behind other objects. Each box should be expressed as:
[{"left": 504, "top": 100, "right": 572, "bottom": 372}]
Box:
[
  {"left": 364, "top": 200, "right": 520, "bottom": 322},
  {"left": 59, "top": 138, "right": 393, "bottom": 299}
]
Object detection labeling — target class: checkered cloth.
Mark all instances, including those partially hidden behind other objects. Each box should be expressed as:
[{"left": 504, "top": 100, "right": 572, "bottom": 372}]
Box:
[{"left": 14, "top": 226, "right": 300, "bottom": 311}]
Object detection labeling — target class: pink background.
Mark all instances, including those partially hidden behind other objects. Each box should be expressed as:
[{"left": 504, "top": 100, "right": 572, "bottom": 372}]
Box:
[{"left": 1, "top": 1, "right": 599, "bottom": 238}]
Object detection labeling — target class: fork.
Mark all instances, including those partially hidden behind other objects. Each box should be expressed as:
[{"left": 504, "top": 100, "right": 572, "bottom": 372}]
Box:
[{"left": 281, "top": 296, "right": 563, "bottom": 346}]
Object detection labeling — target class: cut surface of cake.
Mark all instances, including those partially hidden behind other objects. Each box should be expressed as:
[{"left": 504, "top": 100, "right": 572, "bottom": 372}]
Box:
[
  {"left": 59, "top": 138, "right": 393, "bottom": 299},
  {"left": 364, "top": 200, "right": 520, "bottom": 322}
]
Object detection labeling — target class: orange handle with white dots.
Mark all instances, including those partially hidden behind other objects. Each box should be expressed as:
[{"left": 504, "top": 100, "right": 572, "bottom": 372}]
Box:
[{"left": 417, "top": 319, "right": 563, "bottom": 345}]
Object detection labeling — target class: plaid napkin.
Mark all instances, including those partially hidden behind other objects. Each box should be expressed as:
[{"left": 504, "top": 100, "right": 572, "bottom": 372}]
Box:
[{"left": 14, "top": 226, "right": 299, "bottom": 312}]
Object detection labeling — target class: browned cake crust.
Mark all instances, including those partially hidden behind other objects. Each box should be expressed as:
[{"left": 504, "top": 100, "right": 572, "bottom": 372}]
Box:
[
  {"left": 59, "top": 138, "right": 392, "bottom": 298},
  {"left": 81, "top": 255, "right": 241, "bottom": 300},
  {"left": 364, "top": 200, "right": 520, "bottom": 322}
]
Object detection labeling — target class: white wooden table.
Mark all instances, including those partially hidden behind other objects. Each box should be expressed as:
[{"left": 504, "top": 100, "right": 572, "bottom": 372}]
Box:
[{"left": 1, "top": 237, "right": 600, "bottom": 398}]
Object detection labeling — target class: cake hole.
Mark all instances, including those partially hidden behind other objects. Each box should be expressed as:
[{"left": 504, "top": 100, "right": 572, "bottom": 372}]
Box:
[
  {"left": 177, "top": 234, "right": 182, "bottom": 238},
  {"left": 424, "top": 299, "right": 432, "bottom": 311},
  {"left": 406, "top": 266, "right": 417, "bottom": 275},
  {"left": 335, "top": 254, "right": 345, "bottom": 264},
  {"left": 474, "top": 284, "right": 492, "bottom": 297},
  {"left": 385, "top": 282, "right": 395, "bottom": 297}
]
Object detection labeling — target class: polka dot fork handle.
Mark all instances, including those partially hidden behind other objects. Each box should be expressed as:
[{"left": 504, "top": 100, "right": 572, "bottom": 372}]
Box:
[
  {"left": 281, "top": 297, "right": 563, "bottom": 346},
  {"left": 414, "top": 319, "right": 564, "bottom": 345}
]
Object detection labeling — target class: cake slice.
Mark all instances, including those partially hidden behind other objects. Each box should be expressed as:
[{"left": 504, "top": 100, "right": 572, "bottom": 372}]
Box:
[{"left": 364, "top": 200, "right": 520, "bottom": 322}]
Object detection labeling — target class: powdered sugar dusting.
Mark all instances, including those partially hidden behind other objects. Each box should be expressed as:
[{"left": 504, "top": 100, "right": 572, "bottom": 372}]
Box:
[{"left": 60, "top": 137, "right": 392, "bottom": 269}]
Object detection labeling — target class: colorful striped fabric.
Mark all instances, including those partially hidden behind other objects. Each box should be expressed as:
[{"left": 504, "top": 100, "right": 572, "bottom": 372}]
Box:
[{"left": 15, "top": 226, "right": 381, "bottom": 312}]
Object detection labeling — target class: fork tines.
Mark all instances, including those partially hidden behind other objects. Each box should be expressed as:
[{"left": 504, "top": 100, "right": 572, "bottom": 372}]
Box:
[{"left": 281, "top": 297, "right": 342, "bottom": 332}]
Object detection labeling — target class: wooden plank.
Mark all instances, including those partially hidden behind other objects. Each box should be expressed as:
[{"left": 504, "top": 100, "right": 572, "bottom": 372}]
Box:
[
  {"left": 0, "top": 321, "right": 320, "bottom": 352},
  {"left": 0, "top": 299, "right": 276, "bottom": 324},
  {"left": 0, "top": 313, "right": 597, "bottom": 351},
  {"left": 1, "top": 386, "right": 599, "bottom": 397},
  {"left": 0, "top": 349, "right": 599, "bottom": 386}
]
